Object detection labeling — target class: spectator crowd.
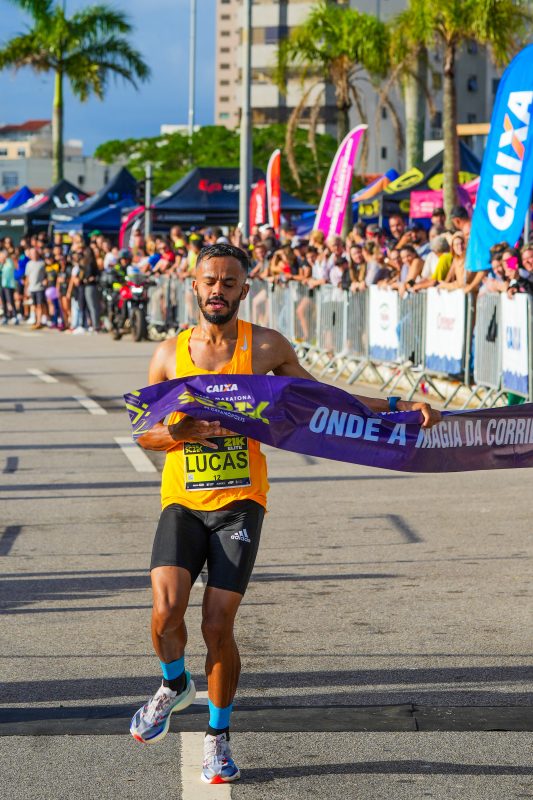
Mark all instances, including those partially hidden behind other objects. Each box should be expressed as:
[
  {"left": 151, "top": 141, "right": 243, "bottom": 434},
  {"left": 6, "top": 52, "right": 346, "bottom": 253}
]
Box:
[{"left": 1, "top": 206, "right": 533, "bottom": 332}]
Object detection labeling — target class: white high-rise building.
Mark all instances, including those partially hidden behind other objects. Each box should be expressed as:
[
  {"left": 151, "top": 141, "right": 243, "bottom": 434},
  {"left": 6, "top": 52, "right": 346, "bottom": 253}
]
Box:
[
  {"left": 215, "top": 0, "right": 500, "bottom": 172},
  {"left": 215, "top": 0, "right": 338, "bottom": 134}
]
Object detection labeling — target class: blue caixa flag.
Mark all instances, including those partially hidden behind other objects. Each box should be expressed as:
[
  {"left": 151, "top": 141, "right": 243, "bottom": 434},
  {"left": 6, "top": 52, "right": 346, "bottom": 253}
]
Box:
[{"left": 467, "top": 45, "right": 533, "bottom": 271}]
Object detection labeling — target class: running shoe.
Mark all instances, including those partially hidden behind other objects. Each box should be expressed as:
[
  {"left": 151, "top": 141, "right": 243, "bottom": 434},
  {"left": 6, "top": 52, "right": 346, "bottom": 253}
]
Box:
[
  {"left": 130, "top": 672, "right": 195, "bottom": 744},
  {"left": 201, "top": 731, "right": 241, "bottom": 784}
]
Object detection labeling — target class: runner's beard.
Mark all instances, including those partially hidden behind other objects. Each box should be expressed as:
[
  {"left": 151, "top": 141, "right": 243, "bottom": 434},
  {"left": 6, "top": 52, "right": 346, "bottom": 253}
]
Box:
[{"left": 196, "top": 292, "right": 241, "bottom": 325}]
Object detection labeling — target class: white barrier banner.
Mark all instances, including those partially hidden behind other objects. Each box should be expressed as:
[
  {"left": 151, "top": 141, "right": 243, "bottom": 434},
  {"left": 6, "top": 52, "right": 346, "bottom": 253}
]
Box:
[
  {"left": 369, "top": 286, "right": 399, "bottom": 362},
  {"left": 425, "top": 288, "right": 465, "bottom": 374},
  {"left": 501, "top": 294, "right": 529, "bottom": 396}
]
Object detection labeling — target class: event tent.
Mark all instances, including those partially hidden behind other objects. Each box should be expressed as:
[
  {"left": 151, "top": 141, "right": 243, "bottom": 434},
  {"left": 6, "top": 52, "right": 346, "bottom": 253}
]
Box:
[
  {"left": 0, "top": 179, "right": 87, "bottom": 239},
  {"left": 0, "top": 185, "right": 34, "bottom": 214},
  {"left": 50, "top": 167, "right": 136, "bottom": 228},
  {"left": 54, "top": 198, "right": 133, "bottom": 235},
  {"left": 152, "top": 166, "right": 314, "bottom": 227},
  {"left": 379, "top": 141, "right": 482, "bottom": 218}
]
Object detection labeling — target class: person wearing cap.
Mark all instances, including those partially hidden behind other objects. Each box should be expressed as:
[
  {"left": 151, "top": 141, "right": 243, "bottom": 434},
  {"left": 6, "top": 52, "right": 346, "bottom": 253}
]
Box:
[
  {"left": 408, "top": 223, "right": 431, "bottom": 259},
  {"left": 449, "top": 205, "right": 471, "bottom": 239},
  {"left": 431, "top": 207, "right": 446, "bottom": 228},
  {"left": 365, "top": 223, "right": 385, "bottom": 244}
]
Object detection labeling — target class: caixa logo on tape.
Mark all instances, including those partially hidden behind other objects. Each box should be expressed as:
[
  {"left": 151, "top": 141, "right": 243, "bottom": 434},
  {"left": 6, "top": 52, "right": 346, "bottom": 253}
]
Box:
[{"left": 206, "top": 383, "right": 238, "bottom": 393}]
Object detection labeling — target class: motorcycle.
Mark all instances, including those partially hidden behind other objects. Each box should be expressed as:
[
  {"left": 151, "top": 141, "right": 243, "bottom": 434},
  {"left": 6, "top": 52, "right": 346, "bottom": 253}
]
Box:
[{"left": 108, "top": 273, "right": 153, "bottom": 341}]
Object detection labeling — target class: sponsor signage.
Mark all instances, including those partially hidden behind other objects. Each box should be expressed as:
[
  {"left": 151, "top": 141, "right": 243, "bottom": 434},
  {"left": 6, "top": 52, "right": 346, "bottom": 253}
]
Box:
[
  {"left": 501, "top": 293, "right": 529, "bottom": 396},
  {"left": 467, "top": 45, "right": 533, "bottom": 271},
  {"left": 424, "top": 288, "right": 466, "bottom": 375},
  {"left": 368, "top": 286, "right": 399, "bottom": 362}
]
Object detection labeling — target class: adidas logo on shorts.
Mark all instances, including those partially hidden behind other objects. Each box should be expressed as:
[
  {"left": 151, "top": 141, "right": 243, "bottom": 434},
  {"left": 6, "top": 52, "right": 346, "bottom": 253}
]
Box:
[{"left": 230, "top": 528, "right": 251, "bottom": 543}]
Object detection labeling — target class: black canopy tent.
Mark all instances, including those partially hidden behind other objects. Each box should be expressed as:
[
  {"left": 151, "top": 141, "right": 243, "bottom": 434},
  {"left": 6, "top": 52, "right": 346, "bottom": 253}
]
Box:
[
  {"left": 380, "top": 141, "right": 482, "bottom": 218},
  {"left": 0, "top": 179, "right": 87, "bottom": 240},
  {"left": 50, "top": 167, "right": 137, "bottom": 228},
  {"left": 151, "top": 166, "right": 314, "bottom": 228}
]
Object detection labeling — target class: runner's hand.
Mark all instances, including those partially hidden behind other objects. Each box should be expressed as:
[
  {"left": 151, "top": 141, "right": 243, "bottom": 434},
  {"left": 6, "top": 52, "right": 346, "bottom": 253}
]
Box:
[
  {"left": 168, "top": 416, "right": 234, "bottom": 449},
  {"left": 398, "top": 401, "right": 441, "bottom": 429}
]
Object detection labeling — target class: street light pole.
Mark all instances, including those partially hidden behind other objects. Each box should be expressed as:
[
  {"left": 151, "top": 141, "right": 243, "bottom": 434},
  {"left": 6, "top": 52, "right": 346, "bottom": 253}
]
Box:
[
  {"left": 187, "top": 0, "right": 196, "bottom": 156},
  {"left": 239, "top": 0, "right": 252, "bottom": 239},
  {"left": 144, "top": 162, "right": 152, "bottom": 239}
]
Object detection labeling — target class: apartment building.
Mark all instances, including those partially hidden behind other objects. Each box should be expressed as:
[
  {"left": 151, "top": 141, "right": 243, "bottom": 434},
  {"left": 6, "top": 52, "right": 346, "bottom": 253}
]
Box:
[
  {"left": 215, "top": 0, "right": 337, "bottom": 135},
  {"left": 0, "top": 120, "right": 118, "bottom": 193},
  {"left": 215, "top": 0, "right": 500, "bottom": 172},
  {"left": 0, "top": 120, "right": 83, "bottom": 160},
  {"left": 352, "top": 0, "right": 499, "bottom": 168}
]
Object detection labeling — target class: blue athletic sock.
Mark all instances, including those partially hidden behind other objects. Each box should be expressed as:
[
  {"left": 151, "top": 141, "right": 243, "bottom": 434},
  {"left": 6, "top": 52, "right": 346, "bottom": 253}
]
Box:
[
  {"left": 160, "top": 657, "right": 186, "bottom": 693},
  {"left": 207, "top": 700, "right": 233, "bottom": 736}
]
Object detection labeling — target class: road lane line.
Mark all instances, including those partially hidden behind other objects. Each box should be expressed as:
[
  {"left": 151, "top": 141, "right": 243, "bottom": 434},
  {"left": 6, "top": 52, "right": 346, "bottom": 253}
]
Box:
[
  {"left": 0, "top": 352, "right": 12, "bottom": 361},
  {"left": 26, "top": 368, "right": 58, "bottom": 384},
  {"left": 73, "top": 395, "right": 107, "bottom": 416},
  {"left": 180, "top": 732, "right": 232, "bottom": 799},
  {"left": 114, "top": 436, "right": 157, "bottom": 473},
  {"left": 192, "top": 690, "right": 209, "bottom": 706}
]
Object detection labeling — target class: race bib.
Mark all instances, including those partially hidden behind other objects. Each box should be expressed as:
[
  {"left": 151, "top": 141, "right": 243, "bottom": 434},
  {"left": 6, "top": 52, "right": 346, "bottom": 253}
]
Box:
[{"left": 184, "top": 435, "right": 251, "bottom": 491}]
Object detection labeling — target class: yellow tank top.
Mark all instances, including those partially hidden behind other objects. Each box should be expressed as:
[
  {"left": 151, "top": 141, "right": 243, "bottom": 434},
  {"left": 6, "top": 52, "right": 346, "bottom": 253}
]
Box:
[{"left": 161, "top": 319, "right": 269, "bottom": 511}]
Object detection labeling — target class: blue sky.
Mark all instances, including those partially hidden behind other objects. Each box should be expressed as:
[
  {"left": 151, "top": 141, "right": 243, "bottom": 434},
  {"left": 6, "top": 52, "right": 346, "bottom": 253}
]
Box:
[{"left": 0, "top": 0, "right": 216, "bottom": 153}]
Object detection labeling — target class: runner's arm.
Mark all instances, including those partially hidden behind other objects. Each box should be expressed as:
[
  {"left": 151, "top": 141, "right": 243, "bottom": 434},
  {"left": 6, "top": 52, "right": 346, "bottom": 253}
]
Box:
[
  {"left": 136, "top": 339, "right": 233, "bottom": 451},
  {"left": 272, "top": 332, "right": 440, "bottom": 428}
]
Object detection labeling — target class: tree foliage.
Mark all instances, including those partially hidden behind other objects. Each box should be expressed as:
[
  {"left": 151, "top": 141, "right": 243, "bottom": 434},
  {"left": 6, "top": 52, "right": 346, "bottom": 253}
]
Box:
[
  {"left": 0, "top": 0, "right": 150, "bottom": 180},
  {"left": 394, "top": 0, "right": 532, "bottom": 212},
  {"left": 274, "top": 0, "right": 395, "bottom": 183},
  {"left": 95, "top": 124, "right": 339, "bottom": 204}
]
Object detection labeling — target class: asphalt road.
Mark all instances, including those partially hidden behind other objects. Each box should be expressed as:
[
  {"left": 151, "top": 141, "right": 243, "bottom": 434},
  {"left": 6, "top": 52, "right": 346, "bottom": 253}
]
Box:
[{"left": 0, "top": 325, "right": 532, "bottom": 800}]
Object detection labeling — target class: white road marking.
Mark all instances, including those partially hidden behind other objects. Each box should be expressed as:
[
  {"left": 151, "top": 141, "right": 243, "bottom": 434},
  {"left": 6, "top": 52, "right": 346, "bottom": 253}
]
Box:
[
  {"left": 73, "top": 395, "right": 107, "bottom": 416},
  {"left": 27, "top": 368, "right": 58, "bottom": 384},
  {"left": 192, "top": 690, "right": 209, "bottom": 706},
  {"left": 0, "top": 352, "right": 12, "bottom": 361},
  {"left": 114, "top": 436, "right": 157, "bottom": 472},
  {"left": 180, "top": 732, "right": 232, "bottom": 798}
]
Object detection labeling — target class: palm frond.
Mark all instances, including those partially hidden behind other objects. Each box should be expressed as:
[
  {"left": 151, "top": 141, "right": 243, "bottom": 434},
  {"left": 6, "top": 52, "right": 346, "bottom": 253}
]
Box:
[
  {"left": 63, "top": 36, "right": 150, "bottom": 96},
  {"left": 2, "top": 0, "right": 53, "bottom": 21},
  {"left": 69, "top": 4, "right": 132, "bottom": 39},
  {"left": 0, "top": 32, "right": 53, "bottom": 71}
]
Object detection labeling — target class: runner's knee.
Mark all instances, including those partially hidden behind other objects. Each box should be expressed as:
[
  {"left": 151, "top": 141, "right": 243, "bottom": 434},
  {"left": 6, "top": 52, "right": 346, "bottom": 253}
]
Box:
[
  {"left": 201, "top": 614, "right": 234, "bottom": 650},
  {"left": 152, "top": 600, "right": 185, "bottom": 636}
]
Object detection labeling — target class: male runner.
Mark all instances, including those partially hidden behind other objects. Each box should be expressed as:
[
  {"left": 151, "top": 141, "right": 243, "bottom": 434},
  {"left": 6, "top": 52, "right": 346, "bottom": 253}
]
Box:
[{"left": 130, "top": 243, "right": 440, "bottom": 783}]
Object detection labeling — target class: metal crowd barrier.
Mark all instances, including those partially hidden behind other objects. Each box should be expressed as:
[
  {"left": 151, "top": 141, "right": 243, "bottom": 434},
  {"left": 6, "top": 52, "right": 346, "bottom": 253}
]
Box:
[
  {"left": 169, "top": 276, "right": 533, "bottom": 408},
  {"left": 469, "top": 293, "right": 503, "bottom": 407},
  {"left": 407, "top": 289, "right": 473, "bottom": 407}
]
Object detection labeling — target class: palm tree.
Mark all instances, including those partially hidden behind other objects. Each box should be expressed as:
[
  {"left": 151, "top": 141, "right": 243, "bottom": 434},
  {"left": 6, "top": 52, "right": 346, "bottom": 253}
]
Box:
[
  {"left": 274, "top": 1, "right": 397, "bottom": 188},
  {"left": 395, "top": 0, "right": 531, "bottom": 214},
  {"left": 384, "top": 7, "right": 436, "bottom": 170},
  {"left": 0, "top": 0, "right": 150, "bottom": 182}
]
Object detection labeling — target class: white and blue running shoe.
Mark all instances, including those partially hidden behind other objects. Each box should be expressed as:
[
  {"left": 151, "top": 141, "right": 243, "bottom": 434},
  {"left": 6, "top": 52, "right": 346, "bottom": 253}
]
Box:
[
  {"left": 130, "top": 672, "right": 195, "bottom": 744},
  {"left": 201, "top": 731, "right": 241, "bottom": 784}
]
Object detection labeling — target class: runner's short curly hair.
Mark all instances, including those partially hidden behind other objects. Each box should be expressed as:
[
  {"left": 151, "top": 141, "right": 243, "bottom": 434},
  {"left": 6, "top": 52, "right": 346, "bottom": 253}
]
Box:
[{"left": 196, "top": 243, "right": 250, "bottom": 274}]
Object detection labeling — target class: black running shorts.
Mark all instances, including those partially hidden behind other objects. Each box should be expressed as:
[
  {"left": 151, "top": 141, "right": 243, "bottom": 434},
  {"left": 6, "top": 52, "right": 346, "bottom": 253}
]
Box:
[{"left": 150, "top": 500, "right": 265, "bottom": 595}]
